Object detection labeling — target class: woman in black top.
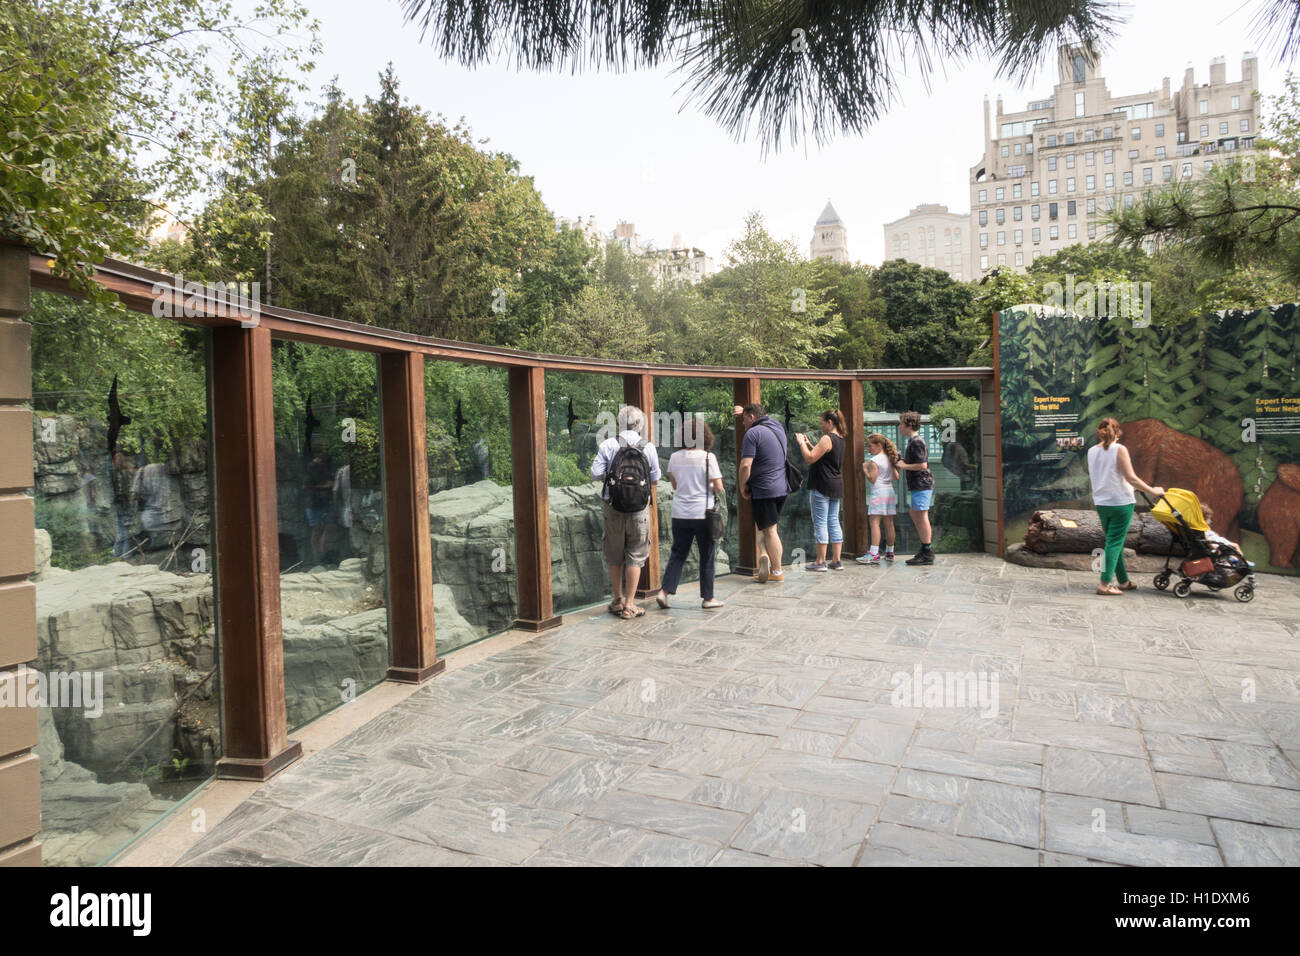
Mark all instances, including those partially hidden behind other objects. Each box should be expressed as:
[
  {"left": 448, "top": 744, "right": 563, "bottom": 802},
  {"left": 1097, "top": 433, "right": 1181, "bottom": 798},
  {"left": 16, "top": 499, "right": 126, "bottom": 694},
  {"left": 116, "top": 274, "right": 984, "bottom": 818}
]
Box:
[{"left": 796, "top": 409, "right": 846, "bottom": 571}]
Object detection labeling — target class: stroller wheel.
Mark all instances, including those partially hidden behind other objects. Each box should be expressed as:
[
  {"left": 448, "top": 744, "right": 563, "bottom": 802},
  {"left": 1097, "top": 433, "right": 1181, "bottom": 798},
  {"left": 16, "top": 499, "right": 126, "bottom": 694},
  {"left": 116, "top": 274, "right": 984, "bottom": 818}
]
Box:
[
  {"left": 1234, "top": 584, "right": 1254, "bottom": 603},
  {"left": 1173, "top": 580, "right": 1192, "bottom": 598},
  {"left": 1153, "top": 572, "right": 1171, "bottom": 591}
]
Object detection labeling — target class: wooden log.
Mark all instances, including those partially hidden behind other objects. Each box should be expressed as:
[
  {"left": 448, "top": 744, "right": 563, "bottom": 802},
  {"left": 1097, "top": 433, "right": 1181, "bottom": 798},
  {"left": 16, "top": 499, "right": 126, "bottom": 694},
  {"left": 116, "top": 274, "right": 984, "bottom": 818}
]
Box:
[{"left": 1024, "top": 509, "right": 1179, "bottom": 555}]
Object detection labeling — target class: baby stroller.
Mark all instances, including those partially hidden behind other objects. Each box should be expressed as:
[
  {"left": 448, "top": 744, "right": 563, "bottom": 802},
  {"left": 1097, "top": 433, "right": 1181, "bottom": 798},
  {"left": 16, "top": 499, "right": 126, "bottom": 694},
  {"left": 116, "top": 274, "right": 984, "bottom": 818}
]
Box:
[{"left": 1147, "top": 489, "right": 1256, "bottom": 602}]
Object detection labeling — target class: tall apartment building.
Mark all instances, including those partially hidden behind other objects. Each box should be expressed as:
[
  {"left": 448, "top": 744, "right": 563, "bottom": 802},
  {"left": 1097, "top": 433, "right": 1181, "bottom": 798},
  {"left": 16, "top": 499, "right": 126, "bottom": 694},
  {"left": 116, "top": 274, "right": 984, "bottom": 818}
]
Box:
[
  {"left": 970, "top": 47, "right": 1260, "bottom": 275},
  {"left": 810, "top": 201, "right": 850, "bottom": 263},
  {"left": 882, "top": 203, "right": 970, "bottom": 281}
]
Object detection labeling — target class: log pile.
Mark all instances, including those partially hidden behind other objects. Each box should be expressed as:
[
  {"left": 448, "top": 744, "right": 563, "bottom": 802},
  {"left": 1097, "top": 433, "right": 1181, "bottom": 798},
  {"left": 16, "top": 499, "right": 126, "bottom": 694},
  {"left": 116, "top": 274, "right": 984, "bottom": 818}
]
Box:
[{"left": 1024, "top": 509, "right": 1180, "bottom": 555}]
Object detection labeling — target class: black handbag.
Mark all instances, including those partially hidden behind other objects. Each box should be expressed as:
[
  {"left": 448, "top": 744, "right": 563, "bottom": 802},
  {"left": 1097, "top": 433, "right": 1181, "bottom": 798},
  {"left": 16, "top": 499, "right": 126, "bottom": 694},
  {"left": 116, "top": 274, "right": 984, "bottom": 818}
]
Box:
[{"left": 702, "top": 453, "right": 725, "bottom": 540}]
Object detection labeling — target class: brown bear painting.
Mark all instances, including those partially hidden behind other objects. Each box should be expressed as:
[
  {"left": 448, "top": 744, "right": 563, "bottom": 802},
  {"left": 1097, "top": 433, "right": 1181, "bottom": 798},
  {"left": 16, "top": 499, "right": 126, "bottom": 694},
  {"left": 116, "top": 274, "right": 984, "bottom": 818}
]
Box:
[
  {"left": 1119, "top": 418, "right": 1244, "bottom": 539},
  {"left": 1258, "top": 464, "right": 1300, "bottom": 568}
]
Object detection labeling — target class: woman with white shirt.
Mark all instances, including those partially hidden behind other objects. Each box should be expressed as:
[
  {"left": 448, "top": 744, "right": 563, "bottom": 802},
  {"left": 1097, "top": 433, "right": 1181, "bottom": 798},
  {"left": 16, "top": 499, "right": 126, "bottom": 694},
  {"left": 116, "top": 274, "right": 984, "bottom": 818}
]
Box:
[
  {"left": 1088, "top": 417, "right": 1164, "bottom": 596},
  {"left": 655, "top": 417, "right": 726, "bottom": 610}
]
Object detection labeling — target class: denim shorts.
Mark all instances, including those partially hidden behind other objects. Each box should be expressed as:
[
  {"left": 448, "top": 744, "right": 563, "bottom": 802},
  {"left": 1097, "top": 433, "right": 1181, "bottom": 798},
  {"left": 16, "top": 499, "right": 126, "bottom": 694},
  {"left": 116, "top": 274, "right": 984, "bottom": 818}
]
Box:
[{"left": 909, "top": 489, "right": 934, "bottom": 512}]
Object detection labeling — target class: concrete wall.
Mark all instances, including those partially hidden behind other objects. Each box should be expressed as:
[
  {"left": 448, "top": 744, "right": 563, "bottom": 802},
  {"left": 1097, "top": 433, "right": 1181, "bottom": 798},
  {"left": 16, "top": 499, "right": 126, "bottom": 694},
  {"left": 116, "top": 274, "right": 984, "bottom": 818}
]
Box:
[{"left": 0, "top": 243, "right": 40, "bottom": 865}]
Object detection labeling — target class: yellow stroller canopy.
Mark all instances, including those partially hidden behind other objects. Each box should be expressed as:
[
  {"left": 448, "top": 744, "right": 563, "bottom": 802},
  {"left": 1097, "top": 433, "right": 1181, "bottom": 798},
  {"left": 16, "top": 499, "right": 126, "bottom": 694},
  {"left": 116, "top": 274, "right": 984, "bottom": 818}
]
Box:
[{"left": 1151, "top": 488, "right": 1210, "bottom": 534}]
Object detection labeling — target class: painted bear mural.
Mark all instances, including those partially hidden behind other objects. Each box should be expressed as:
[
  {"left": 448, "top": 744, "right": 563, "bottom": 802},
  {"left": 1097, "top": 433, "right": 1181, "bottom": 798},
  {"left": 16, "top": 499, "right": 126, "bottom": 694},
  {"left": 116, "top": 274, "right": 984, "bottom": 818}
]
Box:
[
  {"left": 1119, "top": 418, "right": 1244, "bottom": 539},
  {"left": 1258, "top": 464, "right": 1300, "bottom": 569}
]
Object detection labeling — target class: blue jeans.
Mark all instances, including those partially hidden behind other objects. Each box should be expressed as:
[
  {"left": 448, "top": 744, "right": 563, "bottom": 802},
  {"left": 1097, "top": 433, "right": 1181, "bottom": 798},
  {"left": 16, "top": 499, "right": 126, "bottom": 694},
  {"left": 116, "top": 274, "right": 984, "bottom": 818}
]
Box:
[
  {"left": 810, "top": 490, "right": 843, "bottom": 545},
  {"left": 660, "top": 518, "right": 716, "bottom": 600}
]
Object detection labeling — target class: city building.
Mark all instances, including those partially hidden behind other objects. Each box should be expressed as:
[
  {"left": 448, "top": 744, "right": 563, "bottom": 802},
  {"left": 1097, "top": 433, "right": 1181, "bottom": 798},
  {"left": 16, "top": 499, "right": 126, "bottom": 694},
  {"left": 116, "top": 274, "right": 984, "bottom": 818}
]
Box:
[
  {"left": 882, "top": 203, "right": 970, "bottom": 281},
  {"left": 969, "top": 47, "right": 1260, "bottom": 275},
  {"left": 558, "top": 214, "right": 603, "bottom": 246},
  {"left": 810, "top": 201, "right": 849, "bottom": 263},
  {"left": 648, "top": 233, "right": 715, "bottom": 285}
]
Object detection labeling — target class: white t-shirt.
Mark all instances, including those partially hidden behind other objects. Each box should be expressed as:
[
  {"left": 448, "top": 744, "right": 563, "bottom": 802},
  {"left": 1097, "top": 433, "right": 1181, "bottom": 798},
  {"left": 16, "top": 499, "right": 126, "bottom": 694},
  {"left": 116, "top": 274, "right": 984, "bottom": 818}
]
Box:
[
  {"left": 870, "top": 452, "right": 895, "bottom": 490},
  {"left": 668, "top": 449, "right": 722, "bottom": 520},
  {"left": 1088, "top": 442, "right": 1135, "bottom": 506}
]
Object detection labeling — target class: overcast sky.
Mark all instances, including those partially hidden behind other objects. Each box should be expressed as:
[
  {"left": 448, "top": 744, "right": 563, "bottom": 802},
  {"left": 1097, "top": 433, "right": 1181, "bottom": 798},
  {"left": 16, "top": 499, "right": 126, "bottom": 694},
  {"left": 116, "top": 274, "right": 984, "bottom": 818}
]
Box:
[{"left": 286, "top": 0, "right": 1285, "bottom": 265}]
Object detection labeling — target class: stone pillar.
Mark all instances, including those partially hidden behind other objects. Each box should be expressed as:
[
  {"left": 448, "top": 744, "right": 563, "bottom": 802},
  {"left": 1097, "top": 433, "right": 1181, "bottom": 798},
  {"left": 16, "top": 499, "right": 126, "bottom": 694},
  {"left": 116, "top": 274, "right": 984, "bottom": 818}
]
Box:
[
  {"left": 623, "top": 373, "right": 660, "bottom": 597},
  {"left": 839, "top": 379, "right": 868, "bottom": 557},
  {"left": 732, "top": 377, "right": 762, "bottom": 575},
  {"left": 380, "top": 352, "right": 443, "bottom": 682},
  {"left": 510, "top": 366, "right": 560, "bottom": 631},
  {"left": 209, "top": 325, "right": 301, "bottom": 780},
  {"left": 0, "top": 243, "right": 40, "bottom": 865}
]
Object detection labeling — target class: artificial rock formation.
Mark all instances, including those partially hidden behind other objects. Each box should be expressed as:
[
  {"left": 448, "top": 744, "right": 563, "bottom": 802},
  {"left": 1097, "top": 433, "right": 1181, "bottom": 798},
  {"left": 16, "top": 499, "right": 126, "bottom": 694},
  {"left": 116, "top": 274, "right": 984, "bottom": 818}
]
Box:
[
  {"left": 1120, "top": 418, "right": 1244, "bottom": 539},
  {"left": 1258, "top": 464, "right": 1300, "bottom": 568},
  {"left": 1024, "top": 508, "right": 1178, "bottom": 555}
]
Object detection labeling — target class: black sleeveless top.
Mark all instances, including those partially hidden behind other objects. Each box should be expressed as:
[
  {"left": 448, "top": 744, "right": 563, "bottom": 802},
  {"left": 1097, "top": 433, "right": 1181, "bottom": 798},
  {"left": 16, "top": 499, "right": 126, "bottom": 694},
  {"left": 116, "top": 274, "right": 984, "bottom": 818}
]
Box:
[{"left": 809, "top": 433, "right": 844, "bottom": 499}]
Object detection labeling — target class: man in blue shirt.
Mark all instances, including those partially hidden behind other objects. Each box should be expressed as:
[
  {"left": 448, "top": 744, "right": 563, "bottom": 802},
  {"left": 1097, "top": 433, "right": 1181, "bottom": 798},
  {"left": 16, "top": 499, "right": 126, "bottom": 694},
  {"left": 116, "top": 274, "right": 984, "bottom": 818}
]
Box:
[
  {"left": 735, "top": 402, "right": 789, "bottom": 583},
  {"left": 591, "top": 405, "right": 662, "bottom": 618}
]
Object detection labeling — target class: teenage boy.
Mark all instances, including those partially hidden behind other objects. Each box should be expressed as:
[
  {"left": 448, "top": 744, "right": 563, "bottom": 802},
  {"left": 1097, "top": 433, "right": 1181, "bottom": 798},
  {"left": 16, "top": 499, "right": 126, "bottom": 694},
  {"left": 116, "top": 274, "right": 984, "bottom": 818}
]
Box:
[{"left": 898, "top": 411, "right": 935, "bottom": 565}]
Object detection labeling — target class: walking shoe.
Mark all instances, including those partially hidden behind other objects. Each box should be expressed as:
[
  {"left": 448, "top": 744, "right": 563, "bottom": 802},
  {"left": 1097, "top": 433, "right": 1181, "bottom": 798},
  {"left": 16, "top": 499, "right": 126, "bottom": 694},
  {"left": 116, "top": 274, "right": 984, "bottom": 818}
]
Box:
[
  {"left": 806, "top": 562, "right": 828, "bottom": 572},
  {"left": 864, "top": 553, "right": 881, "bottom": 566},
  {"left": 756, "top": 553, "right": 771, "bottom": 583},
  {"left": 701, "top": 598, "right": 725, "bottom": 609},
  {"left": 768, "top": 572, "right": 785, "bottom": 582},
  {"left": 905, "top": 550, "right": 935, "bottom": 566},
  {"left": 883, "top": 551, "right": 895, "bottom": 562},
  {"left": 828, "top": 561, "right": 844, "bottom": 571},
  {"left": 854, "top": 553, "right": 874, "bottom": 565}
]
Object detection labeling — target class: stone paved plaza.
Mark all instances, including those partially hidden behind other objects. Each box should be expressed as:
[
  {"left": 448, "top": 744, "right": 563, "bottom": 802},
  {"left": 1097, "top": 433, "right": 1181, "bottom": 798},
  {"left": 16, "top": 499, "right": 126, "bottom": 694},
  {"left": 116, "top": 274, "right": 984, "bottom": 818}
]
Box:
[{"left": 179, "top": 555, "right": 1300, "bottom": 866}]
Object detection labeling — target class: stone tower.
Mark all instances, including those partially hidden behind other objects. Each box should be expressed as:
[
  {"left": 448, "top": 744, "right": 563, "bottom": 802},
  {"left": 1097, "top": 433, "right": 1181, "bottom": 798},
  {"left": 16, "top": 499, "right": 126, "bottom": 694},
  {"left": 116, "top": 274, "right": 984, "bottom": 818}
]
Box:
[{"left": 810, "top": 200, "right": 849, "bottom": 263}]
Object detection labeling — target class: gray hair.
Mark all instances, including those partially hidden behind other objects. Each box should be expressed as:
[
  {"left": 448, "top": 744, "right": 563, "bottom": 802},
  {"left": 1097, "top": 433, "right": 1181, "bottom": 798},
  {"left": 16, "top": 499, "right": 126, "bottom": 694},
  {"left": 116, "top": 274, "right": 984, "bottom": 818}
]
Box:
[{"left": 617, "top": 404, "right": 646, "bottom": 436}]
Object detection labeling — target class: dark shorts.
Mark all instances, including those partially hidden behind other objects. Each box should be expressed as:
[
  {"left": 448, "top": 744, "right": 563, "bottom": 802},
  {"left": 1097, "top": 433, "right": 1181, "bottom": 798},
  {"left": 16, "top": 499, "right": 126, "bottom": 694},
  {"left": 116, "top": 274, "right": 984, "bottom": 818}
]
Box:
[
  {"left": 752, "top": 495, "right": 786, "bottom": 531},
  {"left": 306, "top": 506, "right": 333, "bottom": 527}
]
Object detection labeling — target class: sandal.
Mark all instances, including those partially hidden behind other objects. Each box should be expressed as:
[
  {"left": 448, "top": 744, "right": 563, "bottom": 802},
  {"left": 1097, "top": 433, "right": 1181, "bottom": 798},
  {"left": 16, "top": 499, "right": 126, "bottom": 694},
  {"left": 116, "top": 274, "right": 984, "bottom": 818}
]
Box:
[
  {"left": 607, "top": 600, "right": 624, "bottom": 616},
  {"left": 619, "top": 604, "right": 645, "bottom": 619},
  {"left": 1096, "top": 584, "right": 1123, "bottom": 596},
  {"left": 1117, "top": 581, "right": 1138, "bottom": 591}
]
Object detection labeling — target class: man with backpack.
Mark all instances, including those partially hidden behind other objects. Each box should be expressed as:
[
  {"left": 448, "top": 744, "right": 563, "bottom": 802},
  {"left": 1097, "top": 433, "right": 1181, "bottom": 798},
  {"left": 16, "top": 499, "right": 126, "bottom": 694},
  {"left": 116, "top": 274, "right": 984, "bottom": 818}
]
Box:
[
  {"left": 591, "top": 404, "right": 661, "bottom": 619},
  {"left": 734, "top": 402, "right": 792, "bottom": 583}
]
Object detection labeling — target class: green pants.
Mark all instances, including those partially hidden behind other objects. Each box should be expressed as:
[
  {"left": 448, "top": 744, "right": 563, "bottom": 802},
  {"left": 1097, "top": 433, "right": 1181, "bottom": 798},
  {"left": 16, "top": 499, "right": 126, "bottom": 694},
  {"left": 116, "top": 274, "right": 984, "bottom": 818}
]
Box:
[{"left": 1096, "top": 504, "right": 1135, "bottom": 584}]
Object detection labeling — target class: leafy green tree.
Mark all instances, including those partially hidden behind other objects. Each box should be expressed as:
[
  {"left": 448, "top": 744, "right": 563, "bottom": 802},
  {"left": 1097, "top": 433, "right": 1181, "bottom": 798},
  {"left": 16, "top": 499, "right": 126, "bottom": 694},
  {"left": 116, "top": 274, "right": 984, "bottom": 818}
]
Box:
[{"left": 532, "top": 283, "right": 663, "bottom": 361}]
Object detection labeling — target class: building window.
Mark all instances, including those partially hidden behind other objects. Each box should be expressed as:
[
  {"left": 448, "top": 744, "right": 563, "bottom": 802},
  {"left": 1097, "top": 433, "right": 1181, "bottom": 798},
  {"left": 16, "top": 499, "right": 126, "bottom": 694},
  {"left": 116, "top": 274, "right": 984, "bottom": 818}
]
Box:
[
  {"left": 1009, "top": 165, "right": 1026, "bottom": 179},
  {"left": 1067, "top": 177, "right": 1076, "bottom": 192},
  {"left": 1015, "top": 251, "right": 1025, "bottom": 266},
  {"left": 1026, "top": 141, "right": 1034, "bottom": 154},
  {"left": 1104, "top": 149, "right": 1114, "bottom": 164},
  {"left": 1123, "top": 170, "right": 1133, "bottom": 185},
  {"left": 1049, "top": 202, "right": 1058, "bottom": 219},
  {"left": 1086, "top": 151, "right": 1095, "bottom": 166},
  {"left": 1048, "top": 156, "right": 1057, "bottom": 171},
  {"left": 1143, "top": 166, "right": 1153, "bottom": 183},
  {"left": 1105, "top": 195, "right": 1116, "bottom": 211},
  {"left": 1125, "top": 194, "right": 1135, "bottom": 208},
  {"left": 1073, "top": 54, "right": 1087, "bottom": 83},
  {"left": 1049, "top": 225, "right": 1059, "bottom": 239},
  {"left": 1103, "top": 125, "right": 1113, "bottom": 138},
  {"left": 1232, "top": 94, "right": 1241, "bottom": 109},
  {"left": 1182, "top": 162, "right": 1192, "bottom": 178},
  {"left": 1155, "top": 123, "right": 1165, "bottom": 138},
  {"left": 1067, "top": 200, "right": 1077, "bottom": 216},
  {"left": 1031, "top": 204, "right": 1040, "bottom": 220},
  {"left": 1065, "top": 131, "right": 1075, "bottom": 145},
  {"left": 1013, "top": 183, "right": 1023, "bottom": 198},
  {"left": 1086, "top": 198, "right": 1096, "bottom": 214},
  {"left": 1200, "top": 124, "right": 1209, "bottom": 138},
  {"left": 1199, "top": 100, "right": 1209, "bottom": 114},
  {"left": 1129, "top": 149, "right": 1139, "bottom": 160},
  {"left": 1075, "top": 91, "right": 1086, "bottom": 116},
  {"left": 1205, "top": 159, "right": 1214, "bottom": 172},
  {"left": 1031, "top": 182, "right": 1040, "bottom": 197},
  {"left": 1087, "top": 223, "right": 1097, "bottom": 239},
  {"left": 979, "top": 210, "right": 987, "bottom": 226},
  {"left": 1049, "top": 180, "right": 1058, "bottom": 194},
  {"left": 1162, "top": 163, "right": 1173, "bottom": 180},
  {"left": 1068, "top": 223, "right": 1078, "bottom": 239},
  {"left": 1014, "top": 206, "right": 1023, "bottom": 221},
  {"left": 978, "top": 189, "right": 987, "bottom": 203},
  {"left": 1105, "top": 172, "right": 1114, "bottom": 187},
  {"left": 1032, "top": 227, "right": 1041, "bottom": 243},
  {"left": 1131, "top": 127, "right": 1141, "bottom": 140},
  {"left": 997, "top": 231, "right": 1006, "bottom": 246},
  {"left": 1066, "top": 154, "right": 1076, "bottom": 168},
  {"left": 1002, "top": 144, "right": 1010, "bottom": 157},
  {"left": 1220, "top": 122, "right": 1229, "bottom": 135},
  {"left": 1014, "top": 229, "right": 1023, "bottom": 244},
  {"left": 1178, "top": 129, "right": 1186, "bottom": 143},
  {"left": 996, "top": 187, "right": 1005, "bottom": 201},
  {"left": 1047, "top": 134, "right": 1057, "bottom": 147},
  {"left": 980, "top": 255, "right": 989, "bottom": 270},
  {"left": 1155, "top": 145, "right": 1166, "bottom": 159},
  {"left": 1014, "top": 142, "right": 1022, "bottom": 155},
  {"left": 998, "top": 254, "right": 1007, "bottom": 266},
  {"left": 1086, "top": 174, "right": 1095, "bottom": 190},
  {"left": 979, "top": 232, "right": 988, "bottom": 248},
  {"left": 1240, "top": 118, "right": 1250, "bottom": 132},
  {"left": 996, "top": 208, "right": 1005, "bottom": 225}
]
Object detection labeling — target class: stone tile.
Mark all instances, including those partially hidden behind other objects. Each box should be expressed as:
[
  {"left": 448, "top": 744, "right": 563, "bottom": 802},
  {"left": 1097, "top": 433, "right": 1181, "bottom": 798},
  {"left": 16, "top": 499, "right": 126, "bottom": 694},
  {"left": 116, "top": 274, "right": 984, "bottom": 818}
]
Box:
[
  {"left": 1211, "top": 741, "right": 1300, "bottom": 788},
  {"left": 619, "top": 766, "right": 701, "bottom": 800},
  {"left": 1211, "top": 818, "right": 1300, "bottom": 865},
  {"left": 1013, "top": 717, "right": 1145, "bottom": 757},
  {"left": 1157, "top": 773, "right": 1300, "bottom": 827},
  {"left": 775, "top": 729, "right": 844, "bottom": 757},
  {"left": 1045, "top": 823, "right": 1221, "bottom": 866},
  {"left": 685, "top": 778, "right": 769, "bottom": 814},
  {"left": 1125, "top": 806, "right": 1216, "bottom": 845},
  {"left": 669, "top": 697, "right": 801, "bottom": 736},
  {"left": 624, "top": 832, "right": 719, "bottom": 866},
  {"left": 652, "top": 726, "right": 775, "bottom": 780},
  {"left": 892, "top": 769, "right": 970, "bottom": 804},
  {"left": 537, "top": 727, "right": 667, "bottom": 763},
  {"left": 730, "top": 790, "right": 875, "bottom": 866},
  {"left": 879, "top": 794, "right": 959, "bottom": 833},
  {"left": 708, "top": 849, "right": 811, "bottom": 866},
  {"left": 838, "top": 720, "right": 913, "bottom": 764},
  {"left": 954, "top": 780, "right": 1042, "bottom": 848},
  {"left": 745, "top": 750, "right": 894, "bottom": 803},
  {"left": 860, "top": 823, "right": 1039, "bottom": 866},
  {"left": 1043, "top": 747, "right": 1160, "bottom": 806},
  {"left": 585, "top": 791, "right": 746, "bottom": 844},
  {"left": 540, "top": 818, "right": 648, "bottom": 865},
  {"left": 528, "top": 759, "right": 638, "bottom": 813},
  {"left": 394, "top": 799, "right": 575, "bottom": 864},
  {"left": 902, "top": 746, "right": 1041, "bottom": 788}
]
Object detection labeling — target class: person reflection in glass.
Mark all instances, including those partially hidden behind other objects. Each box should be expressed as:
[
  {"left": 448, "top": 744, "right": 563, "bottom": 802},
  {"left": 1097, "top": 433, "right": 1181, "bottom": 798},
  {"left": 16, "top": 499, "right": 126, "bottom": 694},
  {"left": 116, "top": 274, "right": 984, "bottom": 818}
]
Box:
[
  {"left": 304, "top": 445, "right": 334, "bottom": 564},
  {"left": 110, "top": 446, "right": 136, "bottom": 557}
]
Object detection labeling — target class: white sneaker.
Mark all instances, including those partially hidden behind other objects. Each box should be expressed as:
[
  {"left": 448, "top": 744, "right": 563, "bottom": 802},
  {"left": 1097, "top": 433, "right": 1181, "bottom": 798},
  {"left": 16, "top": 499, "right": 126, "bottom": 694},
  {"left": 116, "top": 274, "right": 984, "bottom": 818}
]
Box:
[
  {"left": 756, "top": 553, "right": 771, "bottom": 583},
  {"left": 701, "top": 598, "right": 724, "bottom": 609}
]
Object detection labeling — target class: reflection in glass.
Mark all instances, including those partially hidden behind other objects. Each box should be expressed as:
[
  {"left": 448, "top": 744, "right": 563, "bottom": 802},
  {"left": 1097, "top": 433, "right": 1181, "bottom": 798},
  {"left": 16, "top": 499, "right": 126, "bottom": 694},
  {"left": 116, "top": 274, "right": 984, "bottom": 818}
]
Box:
[{"left": 26, "top": 291, "right": 217, "bottom": 865}]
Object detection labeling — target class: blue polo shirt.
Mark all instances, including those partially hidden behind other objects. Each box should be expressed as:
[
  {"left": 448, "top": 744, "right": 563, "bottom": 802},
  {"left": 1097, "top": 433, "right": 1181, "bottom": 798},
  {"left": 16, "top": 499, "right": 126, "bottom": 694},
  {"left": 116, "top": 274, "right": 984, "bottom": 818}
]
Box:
[{"left": 741, "top": 417, "right": 789, "bottom": 500}]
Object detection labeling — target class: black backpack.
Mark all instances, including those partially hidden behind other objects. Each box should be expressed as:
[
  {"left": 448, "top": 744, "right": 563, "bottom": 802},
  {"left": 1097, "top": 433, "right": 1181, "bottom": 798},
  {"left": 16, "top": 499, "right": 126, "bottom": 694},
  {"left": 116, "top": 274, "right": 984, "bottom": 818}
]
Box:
[{"left": 604, "top": 436, "right": 653, "bottom": 513}]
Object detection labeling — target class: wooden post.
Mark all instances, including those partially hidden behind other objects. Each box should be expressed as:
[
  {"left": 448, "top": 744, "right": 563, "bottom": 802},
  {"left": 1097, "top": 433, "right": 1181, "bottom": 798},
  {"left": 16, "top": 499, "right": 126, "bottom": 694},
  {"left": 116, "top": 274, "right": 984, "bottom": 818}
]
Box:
[
  {"left": 985, "top": 313, "right": 1005, "bottom": 557},
  {"left": 380, "top": 352, "right": 443, "bottom": 682},
  {"left": 732, "top": 377, "right": 761, "bottom": 575},
  {"left": 839, "top": 379, "right": 868, "bottom": 557},
  {"left": 510, "top": 366, "right": 561, "bottom": 631},
  {"left": 623, "top": 373, "right": 660, "bottom": 597},
  {"left": 210, "top": 325, "right": 301, "bottom": 781}
]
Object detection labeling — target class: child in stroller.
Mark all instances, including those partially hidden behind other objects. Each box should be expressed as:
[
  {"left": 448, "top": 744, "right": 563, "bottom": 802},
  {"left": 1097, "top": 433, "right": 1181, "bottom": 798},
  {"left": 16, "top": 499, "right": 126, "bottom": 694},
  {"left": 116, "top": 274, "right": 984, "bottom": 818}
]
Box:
[{"left": 1148, "top": 489, "right": 1257, "bottom": 602}]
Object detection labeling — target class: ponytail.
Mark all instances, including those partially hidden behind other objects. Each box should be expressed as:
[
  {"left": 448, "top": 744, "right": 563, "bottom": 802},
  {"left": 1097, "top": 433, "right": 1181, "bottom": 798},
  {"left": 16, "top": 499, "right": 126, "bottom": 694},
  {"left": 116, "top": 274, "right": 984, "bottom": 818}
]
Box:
[
  {"left": 867, "top": 433, "right": 900, "bottom": 466},
  {"left": 822, "top": 409, "right": 846, "bottom": 437},
  {"left": 1097, "top": 417, "right": 1121, "bottom": 449}
]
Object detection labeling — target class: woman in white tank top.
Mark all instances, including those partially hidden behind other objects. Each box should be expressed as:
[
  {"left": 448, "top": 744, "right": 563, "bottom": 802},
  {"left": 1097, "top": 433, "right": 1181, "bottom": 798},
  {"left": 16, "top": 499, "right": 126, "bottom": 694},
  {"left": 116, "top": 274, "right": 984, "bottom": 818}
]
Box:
[{"left": 1087, "top": 418, "right": 1164, "bottom": 596}]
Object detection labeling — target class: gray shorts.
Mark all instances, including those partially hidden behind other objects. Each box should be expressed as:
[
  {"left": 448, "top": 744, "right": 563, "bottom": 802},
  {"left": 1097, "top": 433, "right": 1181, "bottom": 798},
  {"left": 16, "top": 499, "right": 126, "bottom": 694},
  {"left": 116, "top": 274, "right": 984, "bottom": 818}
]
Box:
[{"left": 603, "top": 499, "right": 651, "bottom": 567}]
